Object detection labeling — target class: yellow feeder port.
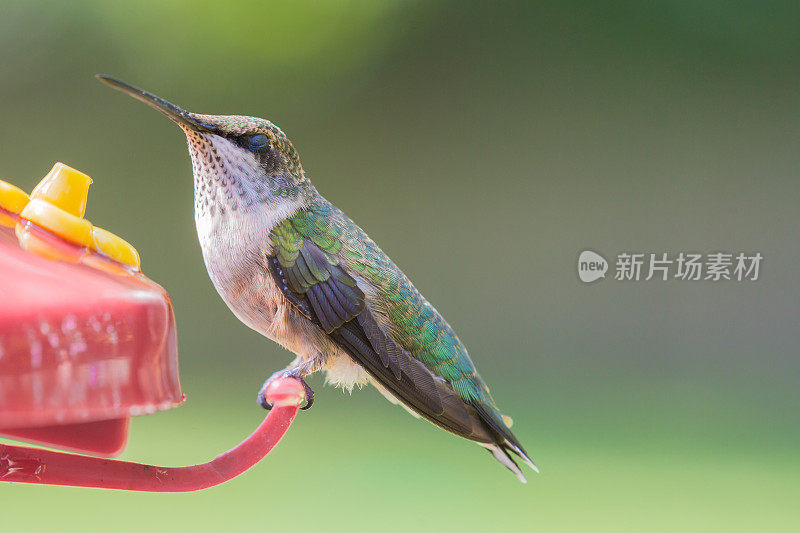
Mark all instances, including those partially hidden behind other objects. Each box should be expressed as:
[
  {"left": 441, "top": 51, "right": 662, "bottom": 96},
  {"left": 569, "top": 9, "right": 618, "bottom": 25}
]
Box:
[
  {"left": 20, "top": 199, "right": 94, "bottom": 248},
  {"left": 31, "top": 162, "right": 92, "bottom": 217},
  {"left": 11, "top": 162, "right": 141, "bottom": 270},
  {"left": 0, "top": 180, "right": 30, "bottom": 215},
  {"left": 91, "top": 226, "right": 140, "bottom": 268},
  {"left": 21, "top": 162, "right": 94, "bottom": 248}
]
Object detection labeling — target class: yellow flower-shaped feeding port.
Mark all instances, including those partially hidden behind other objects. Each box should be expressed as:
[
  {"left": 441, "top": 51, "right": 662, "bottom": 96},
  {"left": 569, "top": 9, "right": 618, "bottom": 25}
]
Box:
[
  {"left": 91, "top": 226, "right": 140, "bottom": 268},
  {"left": 21, "top": 199, "right": 94, "bottom": 247},
  {"left": 1, "top": 162, "right": 141, "bottom": 270},
  {"left": 0, "top": 181, "right": 30, "bottom": 227}
]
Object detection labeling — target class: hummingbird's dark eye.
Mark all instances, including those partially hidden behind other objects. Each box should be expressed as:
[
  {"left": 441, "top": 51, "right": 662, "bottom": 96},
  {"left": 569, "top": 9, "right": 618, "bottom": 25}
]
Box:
[{"left": 247, "top": 134, "right": 270, "bottom": 150}]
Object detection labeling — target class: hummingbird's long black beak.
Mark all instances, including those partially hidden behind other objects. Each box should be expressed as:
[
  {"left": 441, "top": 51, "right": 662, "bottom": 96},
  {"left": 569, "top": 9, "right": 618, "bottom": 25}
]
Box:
[{"left": 96, "top": 75, "right": 215, "bottom": 133}]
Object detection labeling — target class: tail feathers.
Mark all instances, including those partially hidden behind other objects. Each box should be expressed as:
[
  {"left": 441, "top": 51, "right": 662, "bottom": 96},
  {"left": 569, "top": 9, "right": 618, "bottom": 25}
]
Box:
[
  {"left": 485, "top": 444, "right": 528, "bottom": 483},
  {"left": 505, "top": 440, "right": 539, "bottom": 474},
  {"left": 472, "top": 402, "right": 539, "bottom": 481}
]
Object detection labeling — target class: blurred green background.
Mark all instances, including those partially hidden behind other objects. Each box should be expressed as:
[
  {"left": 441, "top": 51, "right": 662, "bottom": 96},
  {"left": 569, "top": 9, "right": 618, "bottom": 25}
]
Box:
[{"left": 2, "top": 1, "right": 799, "bottom": 531}]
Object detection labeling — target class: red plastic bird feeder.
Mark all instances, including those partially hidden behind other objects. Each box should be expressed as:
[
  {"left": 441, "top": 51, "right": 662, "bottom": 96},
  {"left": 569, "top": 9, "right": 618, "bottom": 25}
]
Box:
[{"left": 0, "top": 163, "right": 304, "bottom": 491}]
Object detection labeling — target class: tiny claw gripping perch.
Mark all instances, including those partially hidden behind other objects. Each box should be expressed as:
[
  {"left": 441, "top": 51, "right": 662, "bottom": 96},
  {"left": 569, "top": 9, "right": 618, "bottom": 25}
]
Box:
[{"left": 0, "top": 377, "right": 306, "bottom": 492}]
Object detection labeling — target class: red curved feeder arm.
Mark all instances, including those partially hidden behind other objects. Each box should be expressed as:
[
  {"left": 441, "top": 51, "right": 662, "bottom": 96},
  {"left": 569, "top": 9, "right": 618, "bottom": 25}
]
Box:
[{"left": 0, "top": 378, "right": 304, "bottom": 492}]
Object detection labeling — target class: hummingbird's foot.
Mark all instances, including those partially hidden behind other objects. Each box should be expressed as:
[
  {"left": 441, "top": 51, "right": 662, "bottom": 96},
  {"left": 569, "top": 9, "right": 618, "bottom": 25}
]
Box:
[
  {"left": 257, "top": 372, "right": 315, "bottom": 411},
  {"left": 299, "top": 380, "right": 314, "bottom": 410}
]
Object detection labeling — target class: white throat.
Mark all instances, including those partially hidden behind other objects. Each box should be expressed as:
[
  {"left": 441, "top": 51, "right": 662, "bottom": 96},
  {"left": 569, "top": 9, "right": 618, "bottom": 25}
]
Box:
[{"left": 183, "top": 131, "right": 304, "bottom": 283}]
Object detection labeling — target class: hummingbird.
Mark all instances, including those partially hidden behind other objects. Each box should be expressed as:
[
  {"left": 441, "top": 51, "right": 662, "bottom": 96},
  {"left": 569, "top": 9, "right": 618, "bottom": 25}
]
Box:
[{"left": 97, "top": 75, "right": 537, "bottom": 482}]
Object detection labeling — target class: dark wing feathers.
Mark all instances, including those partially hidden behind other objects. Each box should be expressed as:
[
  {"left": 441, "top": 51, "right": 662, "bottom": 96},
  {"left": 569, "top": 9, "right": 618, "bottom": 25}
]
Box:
[
  {"left": 356, "top": 311, "right": 402, "bottom": 380},
  {"left": 269, "top": 237, "right": 496, "bottom": 443},
  {"left": 268, "top": 257, "right": 315, "bottom": 318},
  {"left": 335, "top": 314, "right": 490, "bottom": 441},
  {"left": 276, "top": 240, "right": 364, "bottom": 332}
]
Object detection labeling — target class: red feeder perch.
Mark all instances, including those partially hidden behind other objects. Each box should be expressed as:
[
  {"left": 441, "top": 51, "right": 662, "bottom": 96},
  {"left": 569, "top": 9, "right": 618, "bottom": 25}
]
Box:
[{"left": 0, "top": 164, "right": 304, "bottom": 491}]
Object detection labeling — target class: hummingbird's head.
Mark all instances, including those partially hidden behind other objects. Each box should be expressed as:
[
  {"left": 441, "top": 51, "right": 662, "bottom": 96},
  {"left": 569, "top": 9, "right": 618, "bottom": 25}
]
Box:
[{"left": 97, "top": 75, "right": 314, "bottom": 218}]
